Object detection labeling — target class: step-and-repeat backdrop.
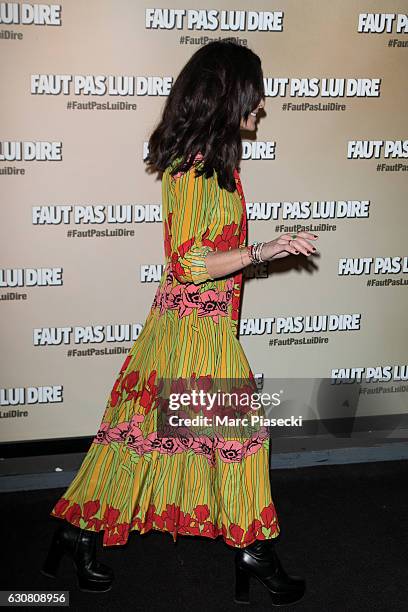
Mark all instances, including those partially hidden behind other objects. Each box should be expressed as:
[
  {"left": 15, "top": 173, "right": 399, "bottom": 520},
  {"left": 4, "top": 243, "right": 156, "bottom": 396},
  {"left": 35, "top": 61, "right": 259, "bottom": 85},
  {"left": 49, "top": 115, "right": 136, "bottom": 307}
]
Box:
[{"left": 1, "top": 1, "right": 407, "bottom": 443}]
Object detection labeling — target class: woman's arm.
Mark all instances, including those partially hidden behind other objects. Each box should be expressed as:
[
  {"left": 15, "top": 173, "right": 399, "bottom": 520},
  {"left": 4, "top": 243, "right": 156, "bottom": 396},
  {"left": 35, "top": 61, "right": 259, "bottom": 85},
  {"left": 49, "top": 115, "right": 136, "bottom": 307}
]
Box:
[
  {"left": 204, "top": 247, "right": 253, "bottom": 279},
  {"left": 205, "top": 232, "right": 318, "bottom": 280}
]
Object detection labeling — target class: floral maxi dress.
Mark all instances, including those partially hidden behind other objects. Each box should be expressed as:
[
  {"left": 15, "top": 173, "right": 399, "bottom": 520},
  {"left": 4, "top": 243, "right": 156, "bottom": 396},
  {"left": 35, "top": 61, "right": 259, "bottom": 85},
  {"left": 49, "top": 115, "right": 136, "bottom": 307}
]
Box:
[{"left": 50, "top": 159, "right": 281, "bottom": 548}]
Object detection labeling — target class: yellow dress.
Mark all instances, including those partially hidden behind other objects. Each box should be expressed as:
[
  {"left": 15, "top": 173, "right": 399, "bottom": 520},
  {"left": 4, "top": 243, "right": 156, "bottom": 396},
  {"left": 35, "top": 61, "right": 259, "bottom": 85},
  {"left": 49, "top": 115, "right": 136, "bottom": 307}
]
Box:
[{"left": 50, "top": 158, "right": 280, "bottom": 548}]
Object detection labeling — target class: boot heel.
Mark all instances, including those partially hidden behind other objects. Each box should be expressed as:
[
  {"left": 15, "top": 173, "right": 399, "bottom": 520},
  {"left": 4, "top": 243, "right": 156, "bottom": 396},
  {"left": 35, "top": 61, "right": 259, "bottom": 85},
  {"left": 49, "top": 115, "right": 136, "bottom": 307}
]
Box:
[
  {"left": 234, "top": 562, "right": 251, "bottom": 605},
  {"left": 41, "top": 532, "right": 64, "bottom": 578},
  {"left": 42, "top": 522, "right": 114, "bottom": 593},
  {"left": 76, "top": 573, "right": 113, "bottom": 593},
  {"left": 234, "top": 539, "right": 306, "bottom": 607}
]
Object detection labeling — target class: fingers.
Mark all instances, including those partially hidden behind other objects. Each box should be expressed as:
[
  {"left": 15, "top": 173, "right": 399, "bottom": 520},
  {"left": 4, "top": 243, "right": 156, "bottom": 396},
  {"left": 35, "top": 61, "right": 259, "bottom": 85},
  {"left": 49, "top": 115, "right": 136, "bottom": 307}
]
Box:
[
  {"left": 283, "top": 232, "right": 319, "bottom": 256},
  {"left": 280, "top": 236, "right": 300, "bottom": 255},
  {"left": 287, "top": 242, "right": 300, "bottom": 255},
  {"left": 292, "top": 238, "right": 317, "bottom": 256},
  {"left": 296, "top": 231, "right": 319, "bottom": 241}
]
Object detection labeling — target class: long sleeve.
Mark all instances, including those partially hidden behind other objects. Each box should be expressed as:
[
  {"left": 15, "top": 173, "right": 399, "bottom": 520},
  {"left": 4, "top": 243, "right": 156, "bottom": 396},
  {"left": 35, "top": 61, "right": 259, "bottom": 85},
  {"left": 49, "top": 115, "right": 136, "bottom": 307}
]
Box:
[{"left": 168, "top": 166, "right": 216, "bottom": 285}]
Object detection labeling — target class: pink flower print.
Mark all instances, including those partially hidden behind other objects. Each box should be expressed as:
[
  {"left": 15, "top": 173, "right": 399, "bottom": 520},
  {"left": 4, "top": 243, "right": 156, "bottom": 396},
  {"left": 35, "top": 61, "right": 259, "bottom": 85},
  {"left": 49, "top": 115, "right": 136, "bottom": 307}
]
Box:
[
  {"left": 157, "top": 287, "right": 170, "bottom": 315},
  {"left": 225, "top": 277, "right": 234, "bottom": 301},
  {"left": 143, "top": 431, "right": 164, "bottom": 453},
  {"left": 93, "top": 422, "right": 110, "bottom": 444},
  {"left": 126, "top": 426, "right": 145, "bottom": 454},
  {"left": 197, "top": 289, "right": 227, "bottom": 323},
  {"left": 129, "top": 413, "right": 144, "bottom": 431},
  {"left": 165, "top": 268, "right": 174, "bottom": 285},
  {"left": 125, "top": 414, "right": 145, "bottom": 450},
  {"left": 217, "top": 291, "right": 229, "bottom": 316},
  {"left": 175, "top": 426, "right": 197, "bottom": 450},
  {"left": 107, "top": 421, "right": 131, "bottom": 443},
  {"left": 197, "top": 289, "right": 218, "bottom": 316},
  {"left": 191, "top": 435, "right": 216, "bottom": 466},
  {"left": 151, "top": 287, "right": 160, "bottom": 310},
  {"left": 218, "top": 439, "right": 244, "bottom": 462},
  {"left": 243, "top": 433, "right": 264, "bottom": 457},
  {"left": 154, "top": 288, "right": 163, "bottom": 312},
  {"left": 179, "top": 284, "right": 201, "bottom": 318},
  {"left": 225, "top": 280, "right": 234, "bottom": 295},
  {"left": 165, "top": 285, "right": 185, "bottom": 311},
  {"left": 159, "top": 436, "right": 184, "bottom": 455}
]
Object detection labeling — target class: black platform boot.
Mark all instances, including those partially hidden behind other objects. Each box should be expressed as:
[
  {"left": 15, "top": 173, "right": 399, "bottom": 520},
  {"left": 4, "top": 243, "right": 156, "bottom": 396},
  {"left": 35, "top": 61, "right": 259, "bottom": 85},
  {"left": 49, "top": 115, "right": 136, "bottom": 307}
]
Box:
[
  {"left": 234, "top": 538, "right": 305, "bottom": 606},
  {"left": 41, "top": 521, "right": 114, "bottom": 592}
]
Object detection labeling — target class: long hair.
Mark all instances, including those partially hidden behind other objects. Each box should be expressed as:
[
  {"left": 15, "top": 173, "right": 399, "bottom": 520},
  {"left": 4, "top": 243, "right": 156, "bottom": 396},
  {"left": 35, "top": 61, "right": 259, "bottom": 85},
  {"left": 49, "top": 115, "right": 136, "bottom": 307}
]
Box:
[{"left": 145, "top": 41, "right": 264, "bottom": 192}]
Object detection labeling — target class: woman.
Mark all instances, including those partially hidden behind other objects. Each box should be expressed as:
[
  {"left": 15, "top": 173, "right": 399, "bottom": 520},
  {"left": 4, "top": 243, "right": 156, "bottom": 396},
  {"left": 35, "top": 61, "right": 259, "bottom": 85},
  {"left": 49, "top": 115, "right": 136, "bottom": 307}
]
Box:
[{"left": 42, "top": 41, "right": 318, "bottom": 606}]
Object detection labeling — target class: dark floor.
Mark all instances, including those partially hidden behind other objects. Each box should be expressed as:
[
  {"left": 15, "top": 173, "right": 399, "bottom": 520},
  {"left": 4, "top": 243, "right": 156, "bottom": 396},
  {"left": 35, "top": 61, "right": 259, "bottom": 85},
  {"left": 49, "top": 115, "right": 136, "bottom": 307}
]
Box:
[{"left": 1, "top": 459, "right": 407, "bottom": 611}]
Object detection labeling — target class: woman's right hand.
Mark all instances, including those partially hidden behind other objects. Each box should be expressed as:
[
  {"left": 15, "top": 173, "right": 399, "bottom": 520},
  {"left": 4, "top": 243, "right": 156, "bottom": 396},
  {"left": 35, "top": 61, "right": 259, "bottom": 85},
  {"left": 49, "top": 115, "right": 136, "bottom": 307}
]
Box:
[{"left": 261, "top": 231, "right": 319, "bottom": 261}]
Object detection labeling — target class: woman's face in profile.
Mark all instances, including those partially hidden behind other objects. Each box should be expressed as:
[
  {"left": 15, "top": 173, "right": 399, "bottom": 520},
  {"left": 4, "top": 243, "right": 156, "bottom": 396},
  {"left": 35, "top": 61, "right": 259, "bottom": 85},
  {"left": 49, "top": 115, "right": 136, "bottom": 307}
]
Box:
[{"left": 240, "top": 98, "right": 265, "bottom": 131}]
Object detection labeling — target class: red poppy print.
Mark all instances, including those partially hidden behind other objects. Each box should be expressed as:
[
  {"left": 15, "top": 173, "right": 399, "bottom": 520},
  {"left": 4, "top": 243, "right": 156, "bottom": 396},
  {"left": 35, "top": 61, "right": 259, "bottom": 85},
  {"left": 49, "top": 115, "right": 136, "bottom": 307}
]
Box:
[
  {"left": 260, "top": 503, "right": 278, "bottom": 530},
  {"left": 110, "top": 355, "right": 132, "bottom": 407},
  {"left": 51, "top": 496, "right": 279, "bottom": 549},
  {"left": 214, "top": 222, "right": 241, "bottom": 251},
  {"left": 170, "top": 252, "right": 185, "bottom": 279},
  {"left": 139, "top": 370, "right": 161, "bottom": 415}
]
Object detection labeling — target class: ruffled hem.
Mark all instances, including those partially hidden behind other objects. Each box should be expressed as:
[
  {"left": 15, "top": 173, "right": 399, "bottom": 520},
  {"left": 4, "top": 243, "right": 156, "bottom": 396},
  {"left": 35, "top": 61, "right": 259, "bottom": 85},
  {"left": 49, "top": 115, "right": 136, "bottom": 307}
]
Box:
[
  {"left": 50, "top": 512, "right": 281, "bottom": 549},
  {"left": 50, "top": 498, "right": 280, "bottom": 548}
]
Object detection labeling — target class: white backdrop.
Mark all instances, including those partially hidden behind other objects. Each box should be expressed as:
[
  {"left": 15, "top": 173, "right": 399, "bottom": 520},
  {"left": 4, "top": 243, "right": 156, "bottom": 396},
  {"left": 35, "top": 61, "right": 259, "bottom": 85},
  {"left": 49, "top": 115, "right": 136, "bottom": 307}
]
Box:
[{"left": 1, "top": 0, "right": 407, "bottom": 442}]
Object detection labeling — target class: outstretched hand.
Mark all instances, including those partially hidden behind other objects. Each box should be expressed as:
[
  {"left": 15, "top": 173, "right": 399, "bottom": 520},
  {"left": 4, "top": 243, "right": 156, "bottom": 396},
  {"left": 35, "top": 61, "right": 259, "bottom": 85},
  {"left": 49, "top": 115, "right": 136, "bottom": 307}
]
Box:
[{"left": 261, "top": 231, "right": 319, "bottom": 261}]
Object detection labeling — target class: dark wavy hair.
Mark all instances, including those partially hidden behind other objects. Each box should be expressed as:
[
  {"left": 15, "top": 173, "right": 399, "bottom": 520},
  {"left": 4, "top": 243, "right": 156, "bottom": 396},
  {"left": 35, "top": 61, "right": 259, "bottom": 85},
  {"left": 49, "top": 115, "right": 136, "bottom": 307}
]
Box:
[{"left": 145, "top": 41, "right": 264, "bottom": 192}]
